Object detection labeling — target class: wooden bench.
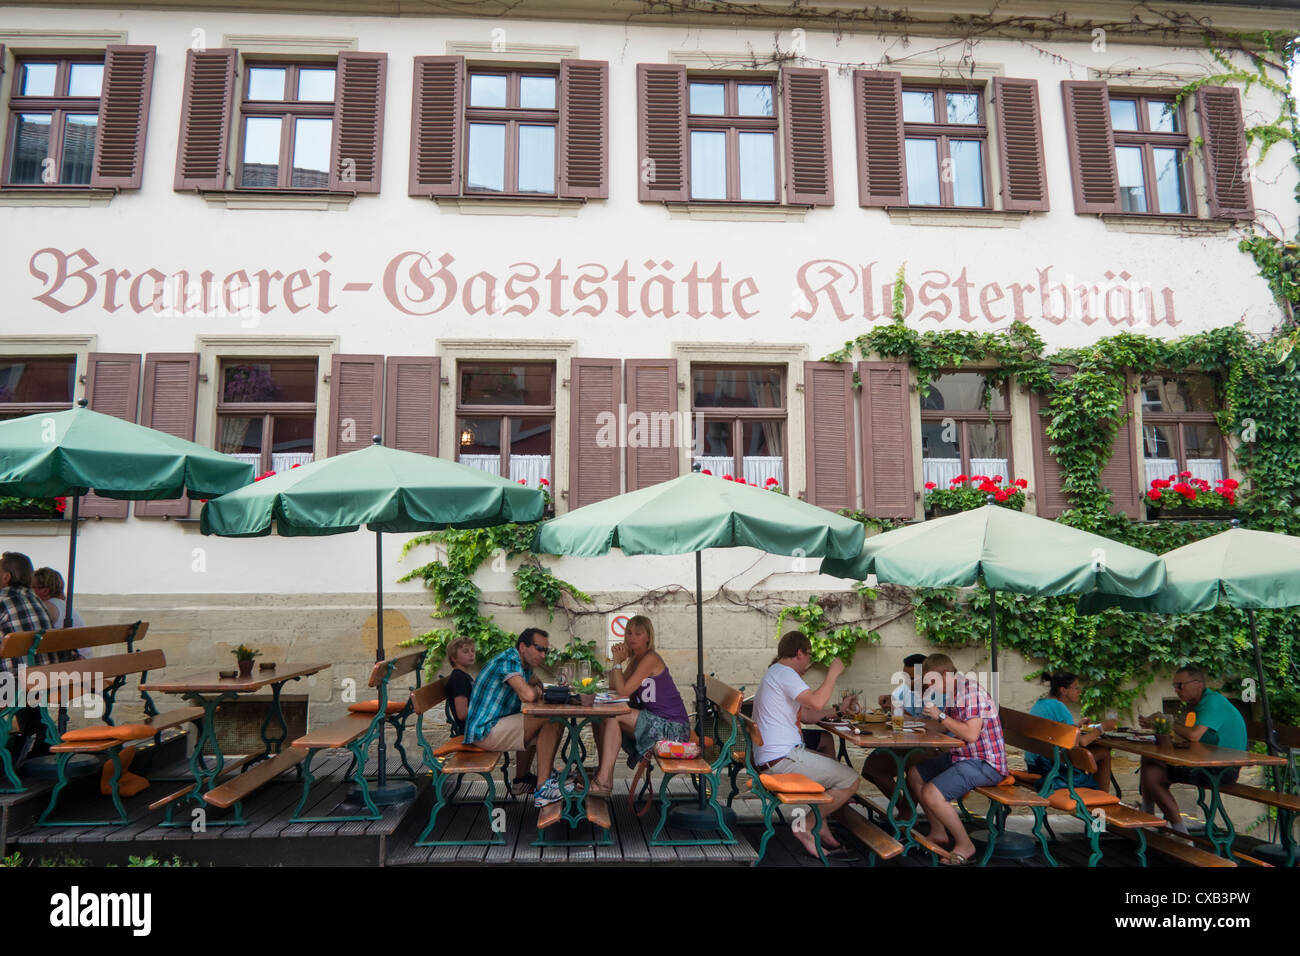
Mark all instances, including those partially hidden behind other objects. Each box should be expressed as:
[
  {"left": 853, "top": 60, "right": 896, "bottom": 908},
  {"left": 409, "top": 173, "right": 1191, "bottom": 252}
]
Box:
[
  {"left": 410, "top": 677, "right": 505, "bottom": 846},
  {"left": 736, "top": 712, "right": 836, "bottom": 865},
  {"left": 340, "top": 649, "right": 425, "bottom": 779},
  {"left": 24, "top": 648, "right": 202, "bottom": 826},
  {"left": 850, "top": 792, "right": 949, "bottom": 864},
  {"left": 983, "top": 707, "right": 1168, "bottom": 866},
  {"left": 1214, "top": 719, "right": 1300, "bottom": 866}
]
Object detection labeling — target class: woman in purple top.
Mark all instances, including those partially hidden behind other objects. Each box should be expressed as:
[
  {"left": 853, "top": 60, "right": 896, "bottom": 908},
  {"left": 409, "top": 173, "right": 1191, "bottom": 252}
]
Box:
[{"left": 589, "top": 615, "right": 689, "bottom": 797}]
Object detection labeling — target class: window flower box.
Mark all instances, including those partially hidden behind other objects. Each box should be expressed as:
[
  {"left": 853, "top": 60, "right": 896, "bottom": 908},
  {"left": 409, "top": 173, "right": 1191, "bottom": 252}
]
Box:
[
  {"left": 1144, "top": 474, "right": 1239, "bottom": 521},
  {"left": 0, "top": 497, "right": 67, "bottom": 520},
  {"left": 923, "top": 474, "right": 1027, "bottom": 518}
]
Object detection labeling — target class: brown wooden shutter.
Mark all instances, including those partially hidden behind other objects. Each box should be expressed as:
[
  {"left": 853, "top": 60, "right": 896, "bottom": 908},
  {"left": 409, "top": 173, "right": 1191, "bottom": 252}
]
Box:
[
  {"left": 135, "top": 354, "right": 199, "bottom": 517},
  {"left": 1102, "top": 381, "right": 1143, "bottom": 518},
  {"left": 409, "top": 55, "right": 463, "bottom": 197},
  {"left": 330, "top": 51, "right": 386, "bottom": 194},
  {"left": 858, "top": 361, "right": 914, "bottom": 519},
  {"left": 328, "top": 355, "right": 383, "bottom": 456},
  {"left": 992, "top": 76, "right": 1048, "bottom": 212},
  {"left": 625, "top": 359, "right": 679, "bottom": 490},
  {"left": 568, "top": 359, "right": 621, "bottom": 508},
  {"left": 173, "top": 48, "right": 236, "bottom": 191},
  {"left": 636, "top": 64, "right": 687, "bottom": 202},
  {"left": 383, "top": 356, "right": 439, "bottom": 457},
  {"left": 803, "top": 362, "right": 856, "bottom": 511},
  {"left": 558, "top": 59, "right": 608, "bottom": 200},
  {"left": 854, "top": 70, "right": 905, "bottom": 208},
  {"left": 781, "top": 67, "right": 833, "bottom": 206},
  {"left": 1061, "top": 80, "right": 1119, "bottom": 214},
  {"left": 1198, "top": 86, "right": 1254, "bottom": 220},
  {"left": 81, "top": 353, "right": 141, "bottom": 518},
  {"left": 1029, "top": 391, "right": 1069, "bottom": 519},
  {"left": 91, "top": 45, "right": 155, "bottom": 189}
]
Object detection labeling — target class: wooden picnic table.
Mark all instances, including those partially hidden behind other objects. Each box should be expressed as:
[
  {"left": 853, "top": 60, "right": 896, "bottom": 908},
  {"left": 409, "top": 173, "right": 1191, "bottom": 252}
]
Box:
[
  {"left": 522, "top": 701, "right": 628, "bottom": 846},
  {"left": 140, "top": 662, "right": 330, "bottom": 825},
  {"left": 1097, "top": 733, "right": 1286, "bottom": 859},
  {"left": 815, "top": 718, "right": 964, "bottom": 852}
]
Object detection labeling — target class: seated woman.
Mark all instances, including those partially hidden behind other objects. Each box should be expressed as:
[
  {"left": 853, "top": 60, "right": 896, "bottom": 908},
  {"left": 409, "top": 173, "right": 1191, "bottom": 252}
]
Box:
[
  {"left": 443, "top": 636, "right": 476, "bottom": 738},
  {"left": 589, "top": 615, "right": 689, "bottom": 797},
  {"left": 1027, "top": 671, "right": 1112, "bottom": 793}
]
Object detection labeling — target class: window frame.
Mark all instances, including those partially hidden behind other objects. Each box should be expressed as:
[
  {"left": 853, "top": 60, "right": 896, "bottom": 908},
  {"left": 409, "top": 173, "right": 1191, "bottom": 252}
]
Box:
[
  {"left": 215, "top": 357, "right": 319, "bottom": 474},
  {"left": 690, "top": 362, "right": 788, "bottom": 483},
  {"left": 919, "top": 371, "right": 1014, "bottom": 480},
  {"left": 233, "top": 60, "right": 336, "bottom": 191},
  {"left": 685, "top": 74, "right": 781, "bottom": 204},
  {"left": 454, "top": 360, "right": 557, "bottom": 478},
  {"left": 0, "top": 354, "right": 78, "bottom": 416},
  {"left": 1107, "top": 91, "right": 1195, "bottom": 217},
  {"left": 3, "top": 55, "right": 104, "bottom": 188},
  {"left": 463, "top": 67, "right": 560, "bottom": 197},
  {"left": 1138, "top": 372, "right": 1224, "bottom": 478},
  {"left": 900, "top": 83, "right": 993, "bottom": 210}
]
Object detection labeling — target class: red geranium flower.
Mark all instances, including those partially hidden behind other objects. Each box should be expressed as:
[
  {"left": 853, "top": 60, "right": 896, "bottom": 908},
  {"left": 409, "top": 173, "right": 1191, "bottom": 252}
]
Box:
[
  {"left": 518, "top": 479, "right": 526, "bottom": 484},
  {"left": 955, "top": 474, "right": 968, "bottom": 483},
  {"left": 700, "top": 469, "right": 712, "bottom": 476},
  {"left": 1147, "top": 490, "right": 1162, "bottom": 501},
  {"left": 765, "top": 477, "right": 778, "bottom": 486},
  {"left": 539, "top": 478, "right": 549, "bottom": 486},
  {"left": 1179, "top": 471, "right": 1192, "bottom": 478},
  {"left": 993, "top": 475, "right": 1003, "bottom": 483},
  {"left": 54, "top": 497, "right": 67, "bottom": 513},
  {"left": 255, "top": 470, "right": 276, "bottom": 482},
  {"left": 979, "top": 481, "right": 998, "bottom": 494},
  {"left": 723, "top": 474, "right": 733, "bottom": 481},
  {"left": 994, "top": 489, "right": 1010, "bottom": 502},
  {"left": 1218, "top": 478, "right": 1239, "bottom": 489},
  {"left": 1015, "top": 478, "right": 1028, "bottom": 488},
  {"left": 924, "top": 481, "right": 937, "bottom": 490}
]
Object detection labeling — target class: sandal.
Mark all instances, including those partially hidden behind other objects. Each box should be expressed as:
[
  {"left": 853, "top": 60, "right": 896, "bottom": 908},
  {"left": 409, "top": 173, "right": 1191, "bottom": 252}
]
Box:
[
  {"left": 510, "top": 772, "right": 538, "bottom": 796},
  {"left": 942, "top": 851, "right": 972, "bottom": 866},
  {"left": 587, "top": 781, "right": 614, "bottom": 798}
]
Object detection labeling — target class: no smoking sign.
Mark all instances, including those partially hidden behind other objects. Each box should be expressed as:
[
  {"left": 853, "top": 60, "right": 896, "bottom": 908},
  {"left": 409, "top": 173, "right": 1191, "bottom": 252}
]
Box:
[{"left": 607, "top": 613, "right": 629, "bottom": 654}]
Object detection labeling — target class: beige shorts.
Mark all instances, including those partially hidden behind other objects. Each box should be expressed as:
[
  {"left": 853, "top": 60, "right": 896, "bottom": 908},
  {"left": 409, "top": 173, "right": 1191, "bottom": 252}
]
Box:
[
  {"left": 769, "top": 746, "right": 860, "bottom": 792},
  {"left": 471, "top": 712, "right": 528, "bottom": 752}
]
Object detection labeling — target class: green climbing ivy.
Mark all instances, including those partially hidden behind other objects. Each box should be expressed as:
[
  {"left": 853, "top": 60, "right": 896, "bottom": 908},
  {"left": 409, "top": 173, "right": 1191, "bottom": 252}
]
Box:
[{"left": 774, "top": 585, "right": 882, "bottom": 665}]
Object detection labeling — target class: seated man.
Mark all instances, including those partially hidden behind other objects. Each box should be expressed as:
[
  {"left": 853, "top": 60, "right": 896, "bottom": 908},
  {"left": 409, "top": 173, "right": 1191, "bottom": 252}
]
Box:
[
  {"left": 1, "top": 551, "right": 57, "bottom": 766},
  {"left": 462, "top": 627, "right": 564, "bottom": 807},
  {"left": 752, "top": 631, "right": 859, "bottom": 859},
  {"left": 1138, "top": 664, "right": 1247, "bottom": 835},
  {"left": 861, "top": 652, "right": 929, "bottom": 798},
  {"left": 908, "top": 653, "right": 1007, "bottom": 866}
]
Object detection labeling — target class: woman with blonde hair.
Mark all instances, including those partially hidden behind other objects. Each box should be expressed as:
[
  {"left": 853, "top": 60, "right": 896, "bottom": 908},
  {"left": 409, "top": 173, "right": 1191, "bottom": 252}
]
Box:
[{"left": 588, "top": 615, "right": 689, "bottom": 797}]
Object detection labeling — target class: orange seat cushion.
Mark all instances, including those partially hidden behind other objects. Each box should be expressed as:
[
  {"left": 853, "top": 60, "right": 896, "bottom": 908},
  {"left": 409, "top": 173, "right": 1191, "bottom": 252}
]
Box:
[
  {"left": 759, "top": 773, "right": 825, "bottom": 794},
  {"left": 433, "top": 735, "right": 485, "bottom": 758},
  {"left": 689, "top": 731, "right": 715, "bottom": 748},
  {"left": 62, "top": 724, "right": 155, "bottom": 743},
  {"left": 1010, "top": 769, "right": 1042, "bottom": 784},
  {"left": 347, "top": 700, "right": 406, "bottom": 716},
  {"left": 1047, "top": 787, "right": 1121, "bottom": 812}
]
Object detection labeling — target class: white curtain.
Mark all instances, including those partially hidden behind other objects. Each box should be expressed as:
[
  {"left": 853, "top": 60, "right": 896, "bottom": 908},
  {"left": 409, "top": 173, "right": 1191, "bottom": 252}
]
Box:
[
  {"left": 271, "top": 452, "right": 314, "bottom": 472},
  {"left": 509, "top": 455, "right": 551, "bottom": 487},
  {"left": 227, "top": 452, "right": 261, "bottom": 469},
  {"left": 1144, "top": 457, "right": 1178, "bottom": 487},
  {"left": 742, "top": 456, "right": 783, "bottom": 488},
  {"left": 923, "top": 457, "right": 962, "bottom": 487},
  {"left": 460, "top": 455, "right": 501, "bottom": 476},
  {"left": 693, "top": 455, "right": 733, "bottom": 476},
  {"left": 970, "top": 458, "right": 1010, "bottom": 480},
  {"left": 1187, "top": 459, "right": 1224, "bottom": 482}
]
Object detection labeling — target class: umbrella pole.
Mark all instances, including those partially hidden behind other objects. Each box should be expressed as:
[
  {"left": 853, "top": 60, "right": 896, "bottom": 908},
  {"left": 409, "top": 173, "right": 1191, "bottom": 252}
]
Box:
[
  {"left": 988, "top": 586, "right": 999, "bottom": 707},
  {"left": 1247, "top": 609, "right": 1279, "bottom": 755},
  {"left": 63, "top": 494, "right": 81, "bottom": 628}
]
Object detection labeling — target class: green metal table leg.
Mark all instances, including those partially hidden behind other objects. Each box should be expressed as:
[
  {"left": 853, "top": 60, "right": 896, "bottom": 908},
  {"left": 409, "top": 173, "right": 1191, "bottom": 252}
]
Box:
[
  {"left": 1200, "top": 770, "right": 1235, "bottom": 859},
  {"left": 257, "top": 678, "right": 297, "bottom": 758},
  {"left": 885, "top": 748, "right": 928, "bottom": 853},
  {"left": 534, "top": 715, "right": 611, "bottom": 847},
  {"left": 160, "top": 692, "right": 243, "bottom": 828}
]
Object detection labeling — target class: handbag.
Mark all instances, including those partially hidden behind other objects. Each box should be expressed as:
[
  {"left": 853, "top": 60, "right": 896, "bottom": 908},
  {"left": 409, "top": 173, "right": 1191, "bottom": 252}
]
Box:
[{"left": 627, "top": 739, "right": 703, "bottom": 817}]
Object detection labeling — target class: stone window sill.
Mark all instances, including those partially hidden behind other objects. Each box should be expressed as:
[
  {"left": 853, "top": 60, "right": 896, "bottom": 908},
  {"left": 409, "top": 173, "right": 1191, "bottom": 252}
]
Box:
[
  {"left": 201, "top": 190, "right": 356, "bottom": 211},
  {"left": 0, "top": 188, "right": 116, "bottom": 207},
  {"left": 665, "top": 202, "right": 809, "bottom": 222},
  {"left": 433, "top": 196, "right": 585, "bottom": 216},
  {"left": 885, "top": 207, "right": 1026, "bottom": 229},
  {"left": 1101, "top": 215, "right": 1235, "bottom": 236}
]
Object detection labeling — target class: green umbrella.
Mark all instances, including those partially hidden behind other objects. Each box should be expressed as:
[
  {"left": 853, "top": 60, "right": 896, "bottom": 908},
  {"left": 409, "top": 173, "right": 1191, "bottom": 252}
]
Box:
[
  {"left": 0, "top": 402, "right": 255, "bottom": 627},
  {"left": 202, "top": 437, "right": 544, "bottom": 800},
  {"left": 533, "top": 470, "right": 865, "bottom": 816},
  {"left": 1078, "top": 525, "right": 1300, "bottom": 754},
  {"left": 820, "top": 504, "right": 1166, "bottom": 678}
]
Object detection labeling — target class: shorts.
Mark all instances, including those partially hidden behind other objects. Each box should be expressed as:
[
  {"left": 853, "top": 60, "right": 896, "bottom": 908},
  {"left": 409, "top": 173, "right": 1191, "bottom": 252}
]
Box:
[
  {"left": 632, "top": 710, "right": 690, "bottom": 762},
  {"left": 470, "top": 712, "right": 527, "bottom": 752},
  {"left": 916, "top": 754, "right": 1004, "bottom": 801},
  {"left": 1166, "top": 765, "right": 1238, "bottom": 787},
  {"left": 767, "top": 745, "right": 860, "bottom": 792}
]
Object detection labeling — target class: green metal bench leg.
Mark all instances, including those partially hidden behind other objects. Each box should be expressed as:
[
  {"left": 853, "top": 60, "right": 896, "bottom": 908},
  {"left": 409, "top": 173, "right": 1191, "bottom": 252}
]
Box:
[
  {"left": 415, "top": 769, "right": 452, "bottom": 846},
  {"left": 752, "top": 794, "right": 778, "bottom": 866},
  {"left": 388, "top": 716, "right": 416, "bottom": 779},
  {"left": 39, "top": 750, "right": 129, "bottom": 827},
  {"left": 726, "top": 761, "right": 741, "bottom": 808},
  {"left": 979, "top": 803, "right": 1001, "bottom": 866},
  {"left": 810, "top": 804, "right": 828, "bottom": 866},
  {"left": 416, "top": 770, "right": 505, "bottom": 846},
  {"left": 290, "top": 751, "right": 318, "bottom": 821},
  {"left": 0, "top": 716, "right": 25, "bottom": 793},
  {"left": 1279, "top": 809, "right": 1296, "bottom": 867},
  {"left": 1084, "top": 814, "right": 1103, "bottom": 867},
  {"left": 1032, "top": 808, "right": 1057, "bottom": 866},
  {"left": 649, "top": 771, "right": 675, "bottom": 844},
  {"left": 1134, "top": 827, "right": 1149, "bottom": 867}
]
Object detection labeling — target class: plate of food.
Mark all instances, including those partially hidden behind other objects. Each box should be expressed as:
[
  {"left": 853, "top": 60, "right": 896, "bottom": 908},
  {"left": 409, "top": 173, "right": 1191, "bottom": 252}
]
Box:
[{"left": 861, "top": 711, "right": 888, "bottom": 724}]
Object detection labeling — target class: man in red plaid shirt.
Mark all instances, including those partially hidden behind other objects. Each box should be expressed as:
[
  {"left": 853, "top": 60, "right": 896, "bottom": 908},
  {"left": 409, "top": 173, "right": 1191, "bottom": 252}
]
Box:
[{"left": 907, "top": 653, "right": 1007, "bottom": 866}]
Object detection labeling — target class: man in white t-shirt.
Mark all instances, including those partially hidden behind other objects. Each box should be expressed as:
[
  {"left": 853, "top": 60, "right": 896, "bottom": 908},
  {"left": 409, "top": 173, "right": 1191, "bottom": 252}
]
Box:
[{"left": 752, "top": 631, "right": 859, "bottom": 859}]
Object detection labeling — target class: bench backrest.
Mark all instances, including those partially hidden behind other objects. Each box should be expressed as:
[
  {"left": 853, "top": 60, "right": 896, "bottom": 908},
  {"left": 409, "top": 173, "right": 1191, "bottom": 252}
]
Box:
[
  {"left": 1247, "top": 719, "right": 1300, "bottom": 751},
  {"left": 1000, "top": 706, "right": 1098, "bottom": 776},
  {"left": 24, "top": 648, "right": 166, "bottom": 693},
  {"left": 411, "top": 677, "right": 448, "bottom": 716},
  {"left": 0, "top": 622, "right": 148, "bottom": 660},
  {"left": 706, "top": 676, "right": 743, "bottom": 717},
  {"left": 368, "top": 649, "right": 425, "bottom": 689},
  {"left": 739, "top": 713, "right": 764, "bottom": 748}
]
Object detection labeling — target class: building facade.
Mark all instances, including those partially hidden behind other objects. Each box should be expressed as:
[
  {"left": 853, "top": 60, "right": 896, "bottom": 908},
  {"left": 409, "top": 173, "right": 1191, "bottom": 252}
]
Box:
[{"left": 1, "top": 1, "right": 1297, "bottom": 718}]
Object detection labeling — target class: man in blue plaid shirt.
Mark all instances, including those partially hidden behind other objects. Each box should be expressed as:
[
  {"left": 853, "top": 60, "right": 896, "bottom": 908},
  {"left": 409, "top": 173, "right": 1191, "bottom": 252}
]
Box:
[
  {"left": 1, "top": 552, "right": 57, "bottom": 765},
  {"left": 464, "top": 627, "right": 564, "bottom": 806}
]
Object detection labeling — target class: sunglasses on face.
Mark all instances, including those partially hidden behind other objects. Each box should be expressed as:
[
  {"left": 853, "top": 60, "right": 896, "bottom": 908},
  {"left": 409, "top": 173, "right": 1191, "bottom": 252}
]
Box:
[{"left": 1172, "top": 680, "right": 1202, "bottom": 689}]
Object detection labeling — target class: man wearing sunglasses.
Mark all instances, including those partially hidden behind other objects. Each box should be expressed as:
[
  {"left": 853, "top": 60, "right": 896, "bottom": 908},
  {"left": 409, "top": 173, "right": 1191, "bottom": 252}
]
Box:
[{"left": 1137, "top": 664, "right": 1247, "bottom": 835}]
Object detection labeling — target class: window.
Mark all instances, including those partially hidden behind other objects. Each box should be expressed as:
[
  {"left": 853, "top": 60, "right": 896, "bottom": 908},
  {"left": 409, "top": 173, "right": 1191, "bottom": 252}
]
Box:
[
  {"left": 1139, "top": 373, "right": 1223, "bottom": 485},
  {"left": 236, "top": 63, "right": 335, "bottom": 189},
  {"left": 687, "top": 78, "right": 777, "bottom": 202},
  {"left": 901, "top": 87, "right": 988, "bottom": 208},
  {"left": 456, "top": 363, "right": 554, "bottom": 486},
  {"left": 217, "top": 358, "right": 318, "bottom": 473},
  {"left": 636, "top": 64, "right": 832, "bottom": 207},
  {"left": 465, "top": 70, "right": 558, "bottom": 195},
  {"left": 0, "top": 356, "right": 76, "bottom": 418},
  {"left": 690, "top": 365, "right": 785, "bottom": 486},
  {"left": 1109, "top": 95, "right": 1190, "bottom": 215},
  {"left": 5, "top": 58, "right": 102, "bottom": 186},
  {"left": 920, "top": 373, "right": 1012, "bottom": 487}
]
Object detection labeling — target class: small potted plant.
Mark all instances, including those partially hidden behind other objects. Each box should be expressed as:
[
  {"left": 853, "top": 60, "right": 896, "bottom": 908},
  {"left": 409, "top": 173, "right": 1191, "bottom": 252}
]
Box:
[
  {"left": 1151, "top": 713, "right": 1174, "bottom": 748},
  {"left": 573, "top": 676, "right": 600, "bottom": 707},
  {"left": 233, "top": 644, "right": 261, "bottom": 678}
]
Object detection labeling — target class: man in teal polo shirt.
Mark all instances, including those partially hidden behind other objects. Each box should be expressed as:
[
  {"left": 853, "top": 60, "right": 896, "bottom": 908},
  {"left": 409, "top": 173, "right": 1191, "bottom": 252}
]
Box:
[{"left": 1137, "top": 664, "right": 1247, "bottom": 835}]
